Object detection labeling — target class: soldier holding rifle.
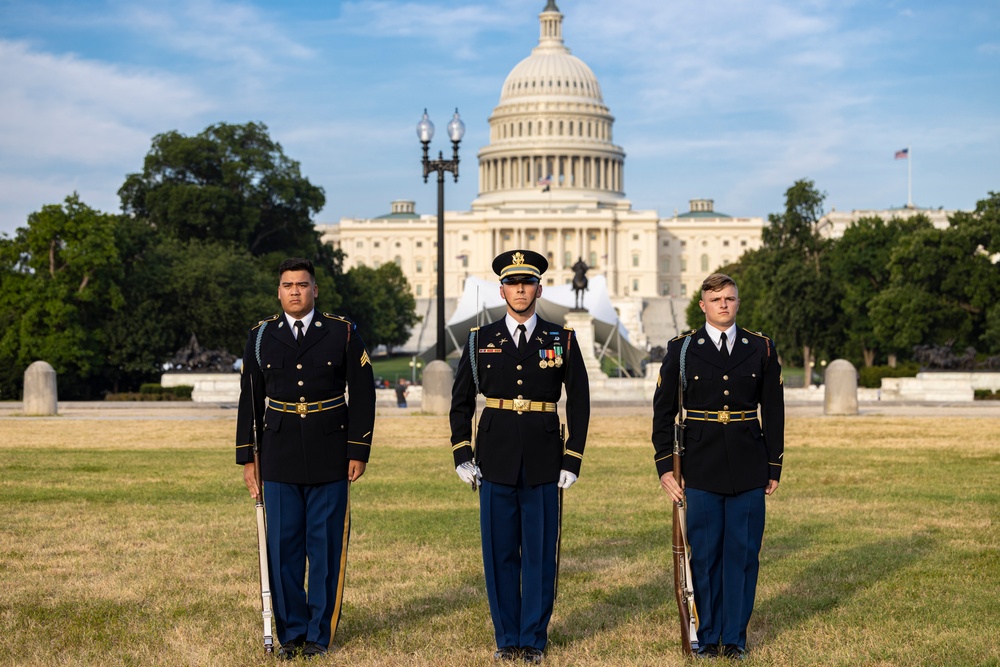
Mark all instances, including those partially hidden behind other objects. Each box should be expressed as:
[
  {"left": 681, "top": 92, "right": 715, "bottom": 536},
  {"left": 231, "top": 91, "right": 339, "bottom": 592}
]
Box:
[
  {"left": 236, "top": 257, "right": 376, "bottom": 660},
  {"left": 450, "top": 250, "right": 590, "bottom": 664},
  {"left": 652, "top": 273, "right": 784, "bottom": 660}
]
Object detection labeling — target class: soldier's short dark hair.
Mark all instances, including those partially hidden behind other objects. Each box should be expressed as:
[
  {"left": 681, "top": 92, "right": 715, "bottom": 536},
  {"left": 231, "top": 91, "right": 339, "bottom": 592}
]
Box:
[
  {"left": 701, "top": 273, "right": 737, "bottom": 294},
  {"left": 278, "top": 258, "right": 315, "bottom": 280}
]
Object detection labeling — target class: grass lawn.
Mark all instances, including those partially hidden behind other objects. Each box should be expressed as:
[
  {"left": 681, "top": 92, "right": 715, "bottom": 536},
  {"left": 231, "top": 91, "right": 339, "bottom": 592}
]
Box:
[{"left": 1, "top": 411, "right": 997, "bottom": 666}]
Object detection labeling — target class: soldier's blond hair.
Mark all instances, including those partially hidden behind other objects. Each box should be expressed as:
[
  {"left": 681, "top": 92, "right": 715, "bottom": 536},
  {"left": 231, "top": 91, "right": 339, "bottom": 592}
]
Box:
[{"left": 701, "top": 273, "right": 738, "bottom": 295}]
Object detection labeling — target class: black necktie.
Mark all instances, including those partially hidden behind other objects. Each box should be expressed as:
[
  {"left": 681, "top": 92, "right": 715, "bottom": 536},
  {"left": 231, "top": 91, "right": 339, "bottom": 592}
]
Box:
[
  {"left": 294, "top": 320, "right": 304, "bottom": 346},
  {"left": 720, "top": 332, "right": 730, "bottom": 361},
  {"left": 516, "top": 324, "right": 526, "bottom": 353}
]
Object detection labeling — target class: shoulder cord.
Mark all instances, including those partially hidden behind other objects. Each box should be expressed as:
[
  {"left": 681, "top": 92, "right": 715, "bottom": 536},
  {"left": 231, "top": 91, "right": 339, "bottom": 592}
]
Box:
[
  {"left": 255, "top": 321, "right": 268, "bottom": 369},
  {"left": 468, "top": 330, "right": 480, "bottom": 394},
  {"left": 679, "top": 335, "right": 692, "bottom": 391}
]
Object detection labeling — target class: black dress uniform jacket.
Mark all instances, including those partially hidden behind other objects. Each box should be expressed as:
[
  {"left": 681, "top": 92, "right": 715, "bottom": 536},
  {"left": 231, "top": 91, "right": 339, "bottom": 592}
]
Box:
[
  {"left": 651, "top": 325, "right": 784, "bottom": 495},
  {"left": 235, "top": 310, "right": 376, "bottom": 485},
  {"left": 450, "top": 317, "right": 590, "bottom": 486}
]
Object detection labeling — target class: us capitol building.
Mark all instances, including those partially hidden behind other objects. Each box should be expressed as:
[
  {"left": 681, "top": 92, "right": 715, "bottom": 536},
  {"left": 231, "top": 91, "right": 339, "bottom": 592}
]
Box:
[{"left": 316, "top": 2, "right": 774, "bottom": 350}]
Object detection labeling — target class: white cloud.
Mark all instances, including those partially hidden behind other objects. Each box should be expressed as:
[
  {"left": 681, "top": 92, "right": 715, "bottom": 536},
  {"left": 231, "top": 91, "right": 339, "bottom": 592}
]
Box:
[
  {"left": 113, "top": 0, "right": 315, "bottom": 68},
  {"left": 0, "top": 39, "right": 210, "bottom": 166}
]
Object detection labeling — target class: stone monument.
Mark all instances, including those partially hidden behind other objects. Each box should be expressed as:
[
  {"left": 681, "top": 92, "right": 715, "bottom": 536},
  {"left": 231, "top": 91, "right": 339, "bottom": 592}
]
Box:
[
  {"left": 563, "top": 310, "right": 604, "bottom": 388},
  {"left": 23, "top": 360, "right": 58, "bottom": 416},
  {"left": 824, "top": 359, "right": 858, "bottom": 415},
  {"left": 421, "top": 359, "right": 454, "bottom": 415}
]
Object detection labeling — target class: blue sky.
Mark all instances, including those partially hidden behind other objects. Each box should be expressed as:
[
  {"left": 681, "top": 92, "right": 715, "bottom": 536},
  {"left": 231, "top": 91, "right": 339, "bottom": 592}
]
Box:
[{"left": 1, "top": 0, "right": 998, "bottom": 237}]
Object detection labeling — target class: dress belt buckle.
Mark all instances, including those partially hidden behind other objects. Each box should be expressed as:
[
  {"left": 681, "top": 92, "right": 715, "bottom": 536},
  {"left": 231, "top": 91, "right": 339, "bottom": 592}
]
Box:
[
  {"left": 513, "top": 398, "right": 531, "bottom": 413},
  {"left": 296, "top": 402, "right": 308, "bottom": 415},
  {"left": 717, "top": 410, "right": 731, "bottom": 424}
]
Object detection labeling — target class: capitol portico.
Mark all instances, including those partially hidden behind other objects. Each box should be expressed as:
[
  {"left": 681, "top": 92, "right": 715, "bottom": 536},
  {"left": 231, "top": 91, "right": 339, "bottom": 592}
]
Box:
[{"left": 316, "top": 1, "right": 766, "bottom": 350}]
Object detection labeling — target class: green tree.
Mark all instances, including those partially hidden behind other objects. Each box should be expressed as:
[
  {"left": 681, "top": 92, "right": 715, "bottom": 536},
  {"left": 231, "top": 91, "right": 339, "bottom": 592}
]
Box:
[
  {"left": 828, "top": 214, "right": 933, "bottom": 366},
  {"left": 342, "top": 263, "right": 420, "bottom": 354},
  {"left": 754, "top": 179, "right": 841, "bottom": 379},
  {"left": 0, "top": 195, "right": 125, "bottom": 398},
  {"left": 870, "top": 193, "right": 1000, "bottom": 356},
  {"left": 115, "top": 121, "right": 351, "bottom": 381},
  {"left": 119, "top": 122, "right": 326, "bottom": 259}
]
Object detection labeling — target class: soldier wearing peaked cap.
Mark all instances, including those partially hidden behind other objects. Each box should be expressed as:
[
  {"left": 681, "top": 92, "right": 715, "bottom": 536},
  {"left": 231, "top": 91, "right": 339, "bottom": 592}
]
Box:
[
  {"left": 450, "top": 249, "right": 590, "bottom": 663},
  {"left": 235, "top": 257, "right": 376, "bottom": 660},
  {"left": 652, "top": 273, "right": 784, "bottom": 660}
]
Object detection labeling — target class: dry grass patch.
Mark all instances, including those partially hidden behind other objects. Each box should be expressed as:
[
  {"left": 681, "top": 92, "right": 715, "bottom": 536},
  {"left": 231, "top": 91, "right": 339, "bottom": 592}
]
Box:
[{"left": 0, "top": 412, "right": 997, "bottom": 666}]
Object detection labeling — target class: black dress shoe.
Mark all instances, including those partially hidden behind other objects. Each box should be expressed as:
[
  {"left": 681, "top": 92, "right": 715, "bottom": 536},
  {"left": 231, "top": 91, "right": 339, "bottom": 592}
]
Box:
[
  {"left": 494, "top": 646, "right": 520, "bottom": 661},
  {"left": 696, "top": 644, "right": 720, "bottom": 659},
  {"left": 521, "top": 646, "right": 544, "bottom": 663},
  {"left": 303, "top": 641, "right": 329, "bottom": 659},
  {"left": 277, "top": 640, "right": 304, "bottom": 660},
  {"left": 722, "top": 644, "right": 746, "bottom": 660}
]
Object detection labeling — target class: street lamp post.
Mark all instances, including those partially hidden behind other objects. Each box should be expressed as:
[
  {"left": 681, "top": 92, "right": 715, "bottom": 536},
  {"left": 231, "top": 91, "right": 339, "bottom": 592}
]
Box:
[{"left": 417, "top": 108, "right": 465, "bottom": 361}]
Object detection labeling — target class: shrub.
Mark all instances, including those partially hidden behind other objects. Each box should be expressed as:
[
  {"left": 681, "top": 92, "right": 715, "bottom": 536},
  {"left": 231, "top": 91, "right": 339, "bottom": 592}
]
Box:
[{"left": 858, "top": 362, "right": 921, "bottom": 388}]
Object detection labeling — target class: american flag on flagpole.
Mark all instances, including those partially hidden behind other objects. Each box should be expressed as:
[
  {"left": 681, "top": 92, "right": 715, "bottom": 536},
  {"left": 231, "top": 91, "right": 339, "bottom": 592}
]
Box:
[
  {"left": 538, "top": 174, "right": 552, "bottom": 192},
  {"left": 894, "top": 148, "right": 909, "bottom": 160}
]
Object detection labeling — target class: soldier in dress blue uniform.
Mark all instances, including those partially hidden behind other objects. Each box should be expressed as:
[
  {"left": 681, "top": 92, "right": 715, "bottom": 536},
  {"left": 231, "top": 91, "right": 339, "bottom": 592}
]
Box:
[
  {"left": 236, "top": 258, "right": 376, "bottom": 660},
  {"left": 450, "top": 250, "right": 590, "bottom": 664},
  {"left": 652, "top": 273, "right": 784, "bottom": 660}
]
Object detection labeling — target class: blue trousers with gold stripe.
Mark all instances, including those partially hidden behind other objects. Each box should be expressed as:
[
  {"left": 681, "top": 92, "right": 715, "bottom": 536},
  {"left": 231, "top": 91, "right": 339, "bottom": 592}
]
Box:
[
  {"left": 685, "top": 486, "right": 765, "bottom": 651},
  {"left": 264, "top": 480, "right": 351, "bottom": 648},
  {"left": 480, "top": 476, "right": 560, "bottom": 651}
]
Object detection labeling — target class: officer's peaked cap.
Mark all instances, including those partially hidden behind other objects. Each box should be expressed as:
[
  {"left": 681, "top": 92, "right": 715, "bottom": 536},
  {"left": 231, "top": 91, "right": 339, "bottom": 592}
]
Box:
[{"left": 492, "top": 250, "right": 548, "bottom": 281}]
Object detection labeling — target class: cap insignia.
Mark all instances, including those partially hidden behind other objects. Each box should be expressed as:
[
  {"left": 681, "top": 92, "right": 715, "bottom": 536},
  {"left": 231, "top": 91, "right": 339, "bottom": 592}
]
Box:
[{"left": 512, "top": 251, "right": 525, "bottom": 265}]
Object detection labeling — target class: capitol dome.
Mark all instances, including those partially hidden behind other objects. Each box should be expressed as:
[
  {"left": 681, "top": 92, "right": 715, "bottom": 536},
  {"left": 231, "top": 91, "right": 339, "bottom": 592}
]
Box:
[
  {"left": 475, "top": 0, "right": 625, "bottom": 208},
  {"left": 498, "top": 14, "right": 603, "bottom": 105}
]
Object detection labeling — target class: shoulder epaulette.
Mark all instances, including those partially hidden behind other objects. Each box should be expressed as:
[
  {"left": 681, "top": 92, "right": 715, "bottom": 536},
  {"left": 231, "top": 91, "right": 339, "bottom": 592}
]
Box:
[
  {"left": 251, "top": 314, "right": 280, "bottom": 331},
  {"left": 670, "top": 329, "right": 697, "bottom": 342},
  {"left": 471, "top": 326, "right": 480, "bottom": 332},
  {"left": 745, "top": 330, "right": 771, "bottom": 341},
  {"left": 563, "top": 326, "right": 575, "bottom": 332},
  {"left": 321, "top": 312, "right": 351, "bottom": 323}
]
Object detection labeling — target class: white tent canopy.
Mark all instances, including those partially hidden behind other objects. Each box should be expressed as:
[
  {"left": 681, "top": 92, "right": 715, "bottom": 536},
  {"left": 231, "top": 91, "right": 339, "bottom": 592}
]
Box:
[{"left": 419, "top": 274, "right": 647, "bottom": 375}]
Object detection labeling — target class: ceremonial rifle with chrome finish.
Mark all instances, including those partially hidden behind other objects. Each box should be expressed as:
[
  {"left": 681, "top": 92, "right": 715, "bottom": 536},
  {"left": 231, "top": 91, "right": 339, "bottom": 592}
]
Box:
[{"left": 249, "top": 375, "right": 274, "bottom": 654}]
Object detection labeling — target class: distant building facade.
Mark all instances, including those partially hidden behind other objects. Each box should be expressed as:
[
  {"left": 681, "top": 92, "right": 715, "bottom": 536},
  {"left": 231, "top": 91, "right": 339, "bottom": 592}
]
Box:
[{"left": 817, "top": 205, "right": 954, "bottom": 238}]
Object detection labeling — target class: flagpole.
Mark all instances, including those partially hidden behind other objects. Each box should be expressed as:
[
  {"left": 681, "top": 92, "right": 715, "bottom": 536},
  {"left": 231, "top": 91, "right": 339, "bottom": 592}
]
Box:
[{"left": 907, "top": 144, "right": 912, "bottom": 208}]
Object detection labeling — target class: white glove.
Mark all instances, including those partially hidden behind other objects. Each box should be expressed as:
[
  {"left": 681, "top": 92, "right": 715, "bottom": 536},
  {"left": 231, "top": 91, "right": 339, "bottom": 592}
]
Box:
[
  {"left": 557, "top": 470, "right": 578, "bottom": 489},
  {"left": 456, "top": 462, "right": 482, "bottom": 489}
]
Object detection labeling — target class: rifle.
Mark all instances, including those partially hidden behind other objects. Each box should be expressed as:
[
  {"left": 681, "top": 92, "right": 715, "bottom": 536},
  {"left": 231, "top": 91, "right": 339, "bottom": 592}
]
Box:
[
  {"left": 672, "top": 370, "right": 699, "bottom": 656},
  {"left": 249, "top": 375, "right": 274, "bottom": 654}
]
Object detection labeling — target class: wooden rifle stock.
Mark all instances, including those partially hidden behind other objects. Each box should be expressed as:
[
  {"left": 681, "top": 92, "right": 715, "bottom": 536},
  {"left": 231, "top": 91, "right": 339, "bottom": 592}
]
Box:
[{"left": 250, "top": 376, "right": 274, "bottom": 654}]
